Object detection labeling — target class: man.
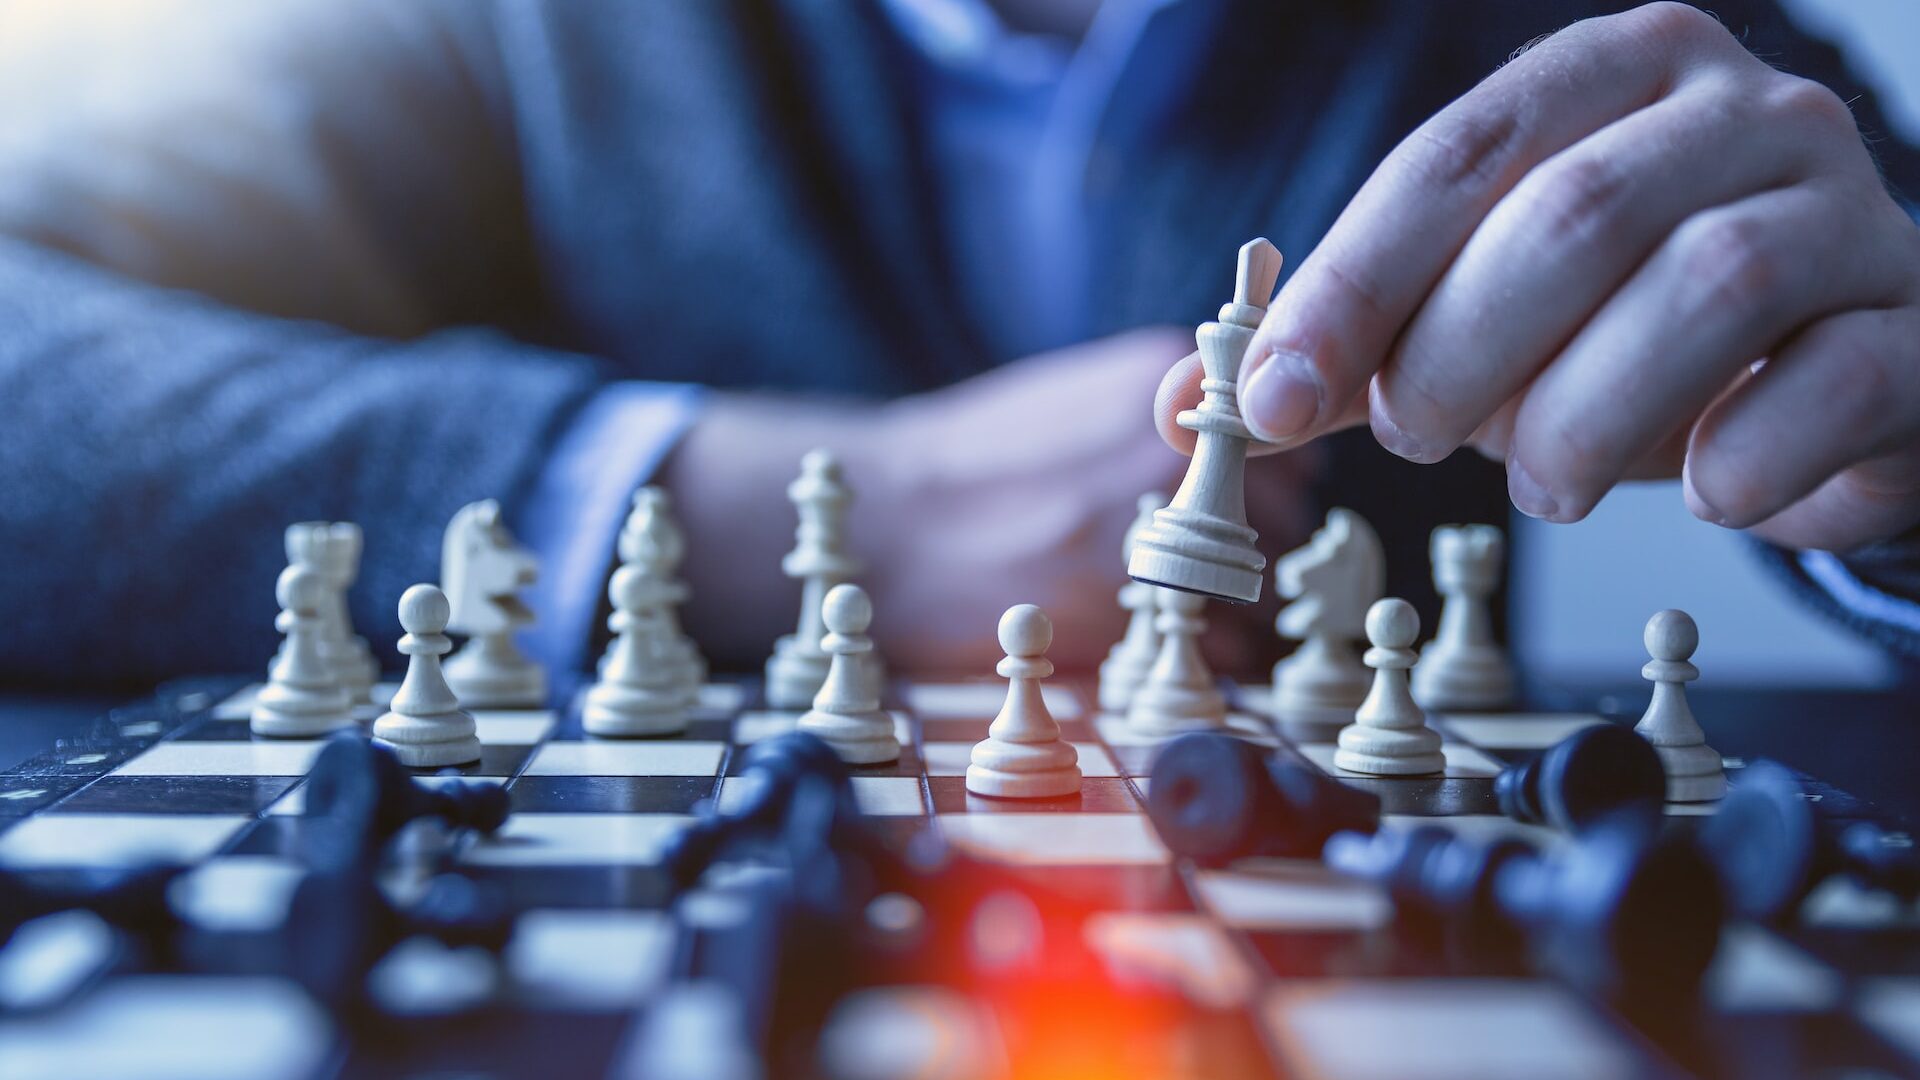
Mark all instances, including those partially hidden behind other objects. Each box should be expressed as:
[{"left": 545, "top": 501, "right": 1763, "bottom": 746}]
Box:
[{"left": 0, "top": 0, "right": 1915, "bottom": 686}]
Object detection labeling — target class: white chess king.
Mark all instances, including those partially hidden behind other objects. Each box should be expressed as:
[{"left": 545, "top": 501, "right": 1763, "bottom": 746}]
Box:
[{"left": 1127, "top": 237, "right": 1281, "bottom": 604}]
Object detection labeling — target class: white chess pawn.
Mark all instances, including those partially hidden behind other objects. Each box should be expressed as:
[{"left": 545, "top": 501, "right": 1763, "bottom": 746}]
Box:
[
  {"left": 252, "top": 564, "right": 355, "bottom": 737},
  {"left": 1270, "top": 508, "right": 1383, "bottom": 742},
  {"left": 1633, "top": 609, "right": 1725, "bottom": 802},
  {"left": 1126, "top": 588, "right": 1227, "bottom": 736},
  {"left": 1411, "top": 524, "right": 1515, "bottom": 711},
  {"left": 969, "top": 605, "right": 1081, "bottom": 799},
  {"left": 441, "top": 499, "right": 547, "bottom": 709},
  {"left": 1334, "top": 598, "right": 1444, "bottom": 776},
  {"left": 372, "top": 584, "right": 482, "bottom": 767},
  {"left": 621, "top": 487, "right": 706, "bottom": 698},
  {"left": 1098, "top": 493, "right": 1165, "bottom": 713},
  {"left": 798, "top": 584, "right": 899, "bottom": 764},
  {"left": 583, "top": 562, "right": 692, "bottom": 737},
  {"left": 767, "top": 450, "right": 863, "bottom": 709},
  {"left": 1127, "top": 238, "right": 1281, "bottom": 604}
]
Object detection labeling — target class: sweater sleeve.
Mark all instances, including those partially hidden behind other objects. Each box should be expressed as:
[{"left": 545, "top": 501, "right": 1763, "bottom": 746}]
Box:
[{"left": 0, "top": 1, "right": 661, "bottom": 684}]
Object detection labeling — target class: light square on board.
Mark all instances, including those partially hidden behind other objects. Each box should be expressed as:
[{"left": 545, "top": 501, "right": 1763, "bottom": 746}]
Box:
[
  {"left": 1192, "top": 860, "right": 1392, "bottom": 931},
  {"left": 934, "top": 813, "right": 1169, "bottom": 865},
  {"left": 733, "top": 711, "right": 913, "bottom": 748},
  {"left": 523, "top": 741, "right": 725, "bottom": 777},
  {"left": 459, "top": 813, "right": 692, "bottom": 866},
  {"left": 170, "top": 856, "right": 309, "bottom": 932},
  {"left": 1857, "top": 979, "right": 1920, "bottom": 1065},
  {"left": 1094, "top": 713, "right": 1275, "bottom": 749},
  {"left": 1439, "top": 713, "right": 1607, "bottom": 750},
  {"left": 114, "top": 741, "right": 326, "bottom": 778},
  {"left": 1705, "top": 926, "right": 1843, "bottom": 1013},
  {"left": 1083, "top": 912, "right": 1258, "bottom": 1009},
  {"left": 906, "top": 681, "right": 1082, "bottom": 720},
  {"left": 0, "top": 814, "right": 251, "bottom": 869},
  {"left": 716, "top": 775, "right": 926, "bottom": 817},
  {"left": 1297, "top": 741, "right": 1503, "bottom": 780},
  {"left": 508, "top": 909, "right": 677, "bottom": 1009},
  {"left": 918, "top": 742, "right": 1118, "bottom": 779},
  {"left": 1264, "top": 979, "right": 1638, "bottom": 1080},
  {"left": 471, "top": 711, "right": 557, "bottom": 745},
  {"left": 268, "top": 773, "right": 506, "bottom": 816}
]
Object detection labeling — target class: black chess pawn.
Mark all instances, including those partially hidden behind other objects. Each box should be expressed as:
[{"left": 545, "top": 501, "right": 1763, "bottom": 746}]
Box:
[
  {"left": 1326, "top": 813, "right": 1723, "bottom": 1002},
  {"left": 1147, "top": 733, "right": 1381, "bottom": 865},
  {"left": 302, "top": 732, "right": 509, "bottom": 866},
  {"left": 660, "top": 731, "right": 860, "bottom": 890},
  {"left": 1703, "top": 759, "right": 1920, "bottom": 922},
  {"left": 1495, "top": 725, "right": 1666, "bottom": 831}
]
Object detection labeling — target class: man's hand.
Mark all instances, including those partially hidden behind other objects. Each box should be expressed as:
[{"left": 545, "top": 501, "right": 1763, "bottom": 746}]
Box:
[
  {"left": 671, "top": 329, "right": 1315, "bottom": 674},
  {"left": 1159, "top": 2, "right": 1920, "bottom": 552}
]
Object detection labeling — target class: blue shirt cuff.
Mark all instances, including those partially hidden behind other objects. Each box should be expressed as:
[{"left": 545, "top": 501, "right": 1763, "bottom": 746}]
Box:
[{"left": 516, "top": 381, "right": 703, "bottom": 675}]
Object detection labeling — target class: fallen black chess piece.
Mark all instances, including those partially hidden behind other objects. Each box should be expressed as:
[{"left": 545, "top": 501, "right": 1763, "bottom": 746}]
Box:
[
  {"left": 0, "top": 864, "right": 182, "bottom": 965},
  {"left": 302, "top": 732, "right": 510, "bottom": 869},
  {"left": 1144, "top": 732, "right": 1381, "bottom": 865},
  {"left": 1703, "top": 758, "right": 1920, "bottom": 923},
  {"left": 1325, "top": 813, "right": 1724, "bottom": 1005},
  {"left": 1495, "top": 724, "right": 1667, "bottom": 832}
]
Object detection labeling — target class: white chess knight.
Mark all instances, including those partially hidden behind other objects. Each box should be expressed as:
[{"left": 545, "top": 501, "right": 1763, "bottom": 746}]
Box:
[
  {"left": 767, "top": 450, "right": 866, "bottom": 709},
  {"left": 584, "top": 498, "right": 694, "bottom": 737},
  {"left": 1127, "top": 238, "right": 1281, "bottom": 604},
  {"left": 968, "top": 605, "right": 1081, "bottom": 799},
  {"left": 372, "top": 584, "right": 482, "bottom": 767},
  {"left": 1411, "top": 524, "right": 1516, "bottom": 711},
  {"left": 1270, "top": 508, "right": 1384, "bottom": 742},
  {"left": 1098, "top": 493, "right": 1167, "bottom": 713},
  {"left": 1633, "top": 609, "right": 1725, "bottom": 802},
  {"left": 798, "top": 583, "right": 899, "bottom": 764},
  {"left": 1126, "top": 587, "right": 1228, "bottom": 736},
  {"left": 441, "top": 500, "right": 547, "bottom": 709},
  {"left": 1334, "top": 598, "right": 1445, "bottom": 776},
  {"left": 252, "top": 564, "right": 355, "bottom": 737},
  {"left": 272, "top": 521, "right": 377, "bottom": 704},
  {"left": 619, "top": 487, "right": 706, "bottom": 696}
]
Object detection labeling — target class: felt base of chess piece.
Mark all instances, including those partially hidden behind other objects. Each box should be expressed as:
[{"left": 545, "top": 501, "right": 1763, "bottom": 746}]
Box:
[
  {"left": 303, "top": 734, "right": 509, "bottom": 858},
  {"left": 583, "top": 680, "right": 690, "bottom": 737},
  {"left": 1410, "top": 645, "right": 1515, "bottom": 712},
  {"left": 765, "top": 635, "right": 830, "bottom": 710},
  {"left": 1147, "top": 733, "right": 1380, "bottom": 865},
  {"left": 444, "top": 635, "right": 546, "bottom": 709},
  {"left": 1495, "top": 725, "right": 1666, "bottom": 832}
]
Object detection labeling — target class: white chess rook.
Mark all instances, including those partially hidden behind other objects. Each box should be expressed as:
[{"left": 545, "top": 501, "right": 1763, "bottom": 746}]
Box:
[
  {"left": 1412, "top": 524, "right": 1516, "bottom": 712},
  {"left": 798, "top": 583, "right": 899, "bottom": 764},
  {"left": 969, "top": 605, "right": 1081, "bottom": 799},
  {"left": 622, "top": 487, "right": 706, "bottom": 698},
  {"left": 1126, "top": 238, "right": 1281, "bottom": 604},
  {"left": 442, "top": 499, "right": 548, "bottom": 709},
  {"left": 1633, "top": 609, "right": 1725, "bottom": 802},
  {"left": 1126, "top": 588, "right": 1228, "bottom": 736},
  {"left": 584, "top": 503, "right": 695, "bottom": 737},
  {"left": 1098, "top": 492, "right": 1167, "bottom": 713},
  {"left": 271, "top": 521, "right": 378, "bottom": 704},
  {"left": 1270, "top": 508, "right": 1383, "bottom": 742},
  {"left": 252, "top": 564, "right": 355, "bottom": 737},
  {"left": 1334, "top": 598, "right": 1445, "bottom": 776},
  {"left": 767, "top": 450, "right": 863, "bottom": 709},
  {"left": 372, "top": 584, "right": 482, "bottom": 767}
]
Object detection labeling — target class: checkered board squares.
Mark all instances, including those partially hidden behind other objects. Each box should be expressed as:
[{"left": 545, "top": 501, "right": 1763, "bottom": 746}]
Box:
[
  {"left": 716, "top": 775, "right": 927, "bottom": 816},
  {"left": 0, "top": 814, "right": 250, "bottom": 869},
  {"left": 507, "top": 909, "right": 676, "bottom": 1009},
  {"left": 460, "top": 813, "right": 692, "bottom": 867},
  {"left": 1437, "top": 712, "right": 1607, "bottom": 750},
  {"left": 1193, "top": 860, "right": 1393, "bottom": 932},
  {"left": 733, "top": 710, "right": 913, "bottom": 747},
  {"left": 936, "top": 813, "right": 1169, "bottom": 865},
  {"left": 116, "top": 741, "right": 325, "bottom": 777},
  {"left": 523, "top": 741, "right": 725, "bottom": 777}
]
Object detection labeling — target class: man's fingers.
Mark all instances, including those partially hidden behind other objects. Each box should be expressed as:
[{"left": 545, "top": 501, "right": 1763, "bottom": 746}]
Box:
[
  {"left": 1506, "top": 178, "right": 1906, "bottom": 522},
  {"left": 1157, "top": 349, "right": 1348, "bottom": 457},
  {"left": 1240, "top": 2, "right": 1744, "bottom": 446},
  {"left": 1690, "top": 306, "right": 1920, "bottom": 548},
  {"left": 1376, "top": 77, "right": 1822, "bottom": 462}
]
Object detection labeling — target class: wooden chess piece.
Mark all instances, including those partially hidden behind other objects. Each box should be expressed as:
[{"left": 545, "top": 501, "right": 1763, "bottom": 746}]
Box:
[{"left": 1334, "top": 598, "right": 1444, "bottom": 776}]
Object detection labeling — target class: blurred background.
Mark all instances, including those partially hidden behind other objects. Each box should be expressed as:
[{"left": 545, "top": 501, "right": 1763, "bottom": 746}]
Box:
[{"left": 1514, "top": 0, "right": 1920, "bottom": 691}]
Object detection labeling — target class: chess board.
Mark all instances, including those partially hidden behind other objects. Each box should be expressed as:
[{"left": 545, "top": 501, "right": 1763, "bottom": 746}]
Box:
[{"left": 2, "top": 674, "right": 1919, "bottom": 1080}]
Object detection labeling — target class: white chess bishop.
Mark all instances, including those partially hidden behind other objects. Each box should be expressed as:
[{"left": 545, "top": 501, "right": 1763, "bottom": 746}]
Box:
[
  {"left": 372, "top": 584, "right": 482, "bottom": 767},
  {"left": 252, "top": 564, "right": 355, "bottom": 737},
  {"left": 1098, "top": 493, "right": 1166, "bottom": 713},
  {"left": 1334, "top": 598, "right": 1445, "bottom": 776},
  {"left": 968, "top": 605, "right": 1081, "bottom": 799},
  {"left": 1411, "top": 524, "right": 1516, "bottom": 711},
  {"left": 441, "top": 500, "right": 547, "bottom": 709},
  {"left": 1126, "top": 587, "right": 1228, "bottom": 736},
  {"left": 1127, "top": 238, "right": 1281, "bottom": 604},
  {"left": 767, "top": 450, "right": 866, "bottom": 709},
  {"left": 1270, "top": 508, "right": 1384, "bottom": 742},
  {"left": 584, "top": 497, "right": 694, "bottom": 737},
  {"left": 1633, "top": 609, "right": 1725, "bottom": 802},
  {"left": 797, "top": 583, "right": 899, "bottom": 764},
  {"left": 620, "top": 487, "right": 705, "bottom": 698}
]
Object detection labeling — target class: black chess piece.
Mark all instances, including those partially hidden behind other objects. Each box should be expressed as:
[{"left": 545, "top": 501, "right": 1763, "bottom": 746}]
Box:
[
  {"left": 660, "top": 731, "right": 861, "bottom": 890},
  {"left": 1326, "top": 813, "right": 1723, "bottom": 1002},
  {"left": 1495, "top": 724, "right": 1666, "bottom": 831},
  {"left": 1702, "top": 758, "right": 1920, "bottom": 922},
  {"left": 302, "top": 732, "right": 509, "bottom": 865},
  {"left": 1147, "top": 733, "right": 1380, "bottom": 865},
  {"left": 0, "top": 865, "right": 182, "bottom": 960}
]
